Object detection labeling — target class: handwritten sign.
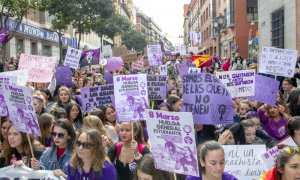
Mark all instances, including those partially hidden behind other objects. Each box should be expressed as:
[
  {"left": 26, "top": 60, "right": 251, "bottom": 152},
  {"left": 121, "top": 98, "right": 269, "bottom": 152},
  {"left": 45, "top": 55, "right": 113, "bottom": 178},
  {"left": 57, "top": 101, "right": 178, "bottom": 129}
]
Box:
[
  {"left": 112, "top": 46, "right": 127, "bottom": 57},
  {"left": 182, "top": 73, "right": 234, "bottom": 124},
  {"left": 247, "top": 74, "right": 279, "bottom": 105},
  {"left": 4, "top": 84, "right": 41, "bottom": 136},
  {"left": 0, "top": 69, "right": 28, "bottom": 86},
  {"left": 80, "top": 84, "right": 115, "bottom": 112},
  {"left": 18, "top": 54, "right": 56, "bottom": 82},
  {"left": 259, "top": 47, "right": 298, "bottom": 77},
  {"left": 216, "top": 69, "right": 256, "bottom": 97},
  {"left": 0, "top": 76, "right": 16, "bottom": 117},
  {"left": 146, "top": 110, "right": 199, "bottom": 177},
  {"left": 106, "top": 57, "right": 123, "bottom": 72},
  {"left": 147, "top": 75, "right": 167, "bottom": 100},
  {"left": 147, "top": 45, "right": 163, "bottom": 66},
  {"left": 132, "top": 58, "right": 144, "bottom": 71},
  {"left": 223, "top": 145, "right": 267, "bottom": 180},
  {"left": 114, "top": 74, "right": 149, "bottom": 121},
  {"left": 121, "top": 53, "right": 137, "bottom": 63},
  {"left": 64, "top": 47, "right": 82, "bottom": 69}
]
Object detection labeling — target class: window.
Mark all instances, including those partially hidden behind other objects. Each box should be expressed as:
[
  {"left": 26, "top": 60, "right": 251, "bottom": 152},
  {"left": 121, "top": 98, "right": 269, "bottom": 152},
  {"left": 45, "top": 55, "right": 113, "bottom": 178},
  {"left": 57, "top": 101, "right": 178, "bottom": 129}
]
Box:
[
  {"left": 271, "top": 8, "right": 284, "bottom": 48},
  {"left": 246, "top": 0, "right": 258, "bottom": 22},
  {"left": 42, "top": 44, "right": 52, "bottom": 56},
  {"left": 226, "top": 0, "right": 235, "bottom": 25},
  {"left": 31, "top": 42, "right": 38, "bottom": 55},
  {"left": 16, "top": 39, "right": 24, "bottom": 58}
]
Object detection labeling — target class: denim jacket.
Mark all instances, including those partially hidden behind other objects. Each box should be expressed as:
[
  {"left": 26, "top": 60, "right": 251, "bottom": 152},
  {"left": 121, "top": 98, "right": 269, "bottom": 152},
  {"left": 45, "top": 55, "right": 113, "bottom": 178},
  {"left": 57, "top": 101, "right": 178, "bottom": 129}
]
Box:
[{"left": 39, "top": 146, "right": 72, "bottom": 172}]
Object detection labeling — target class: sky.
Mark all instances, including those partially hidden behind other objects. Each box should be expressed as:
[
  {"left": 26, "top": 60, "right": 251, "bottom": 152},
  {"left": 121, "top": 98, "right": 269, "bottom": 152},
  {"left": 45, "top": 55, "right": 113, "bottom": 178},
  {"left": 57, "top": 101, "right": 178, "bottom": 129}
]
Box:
[{"left": 133, "top": 0, "right": 191, "bottom": 46}]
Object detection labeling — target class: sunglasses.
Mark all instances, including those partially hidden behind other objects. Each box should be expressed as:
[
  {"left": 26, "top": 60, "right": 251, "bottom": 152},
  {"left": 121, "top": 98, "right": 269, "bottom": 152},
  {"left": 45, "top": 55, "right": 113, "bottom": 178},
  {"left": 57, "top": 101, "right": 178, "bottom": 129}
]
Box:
[
  {"left": 75, "top": 140, "right": 94, "bottom": 149},
  {"left": 283, "top": 147, "right": 300, "bottom": 154},
  {"left": 51, "top": 132, "right": 65, "bottom": 139}
]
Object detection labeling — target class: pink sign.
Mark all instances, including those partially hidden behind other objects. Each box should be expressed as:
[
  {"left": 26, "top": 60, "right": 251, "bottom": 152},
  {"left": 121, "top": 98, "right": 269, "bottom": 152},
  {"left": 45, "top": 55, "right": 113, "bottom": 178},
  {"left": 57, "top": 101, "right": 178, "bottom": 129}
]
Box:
[
  {"left": 132, "top": 59, "right": 144, "bottom": 71},
  {"left": 106, "top": 57, "right": 123, "bottom": 72},
  {"left": 18, "top": 54, "right": 56, "bottom": 82}
]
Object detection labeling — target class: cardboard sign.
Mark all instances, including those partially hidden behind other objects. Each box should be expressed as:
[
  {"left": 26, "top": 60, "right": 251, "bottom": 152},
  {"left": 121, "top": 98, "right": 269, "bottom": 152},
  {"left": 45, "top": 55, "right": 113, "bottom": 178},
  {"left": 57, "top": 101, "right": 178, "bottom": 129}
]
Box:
[
  {"left": 132, "top": 58, "right": 144, "bottom": 71},
  {"left": 121, "top": 53, "right": 138, "bottom": 63},
  {"left": 113, "top": 46, "right": 127, "bottom": 57},
  {"left": 64, "top": 47, "right": 82, "bottom": 69}
]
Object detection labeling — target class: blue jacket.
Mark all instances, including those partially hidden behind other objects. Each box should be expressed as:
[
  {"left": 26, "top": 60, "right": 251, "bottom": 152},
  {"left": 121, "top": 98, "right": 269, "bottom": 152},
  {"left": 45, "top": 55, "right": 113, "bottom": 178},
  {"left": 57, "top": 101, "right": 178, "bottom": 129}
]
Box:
[{"left": 39, "top": 146, "right": 72, "bottom": 172}]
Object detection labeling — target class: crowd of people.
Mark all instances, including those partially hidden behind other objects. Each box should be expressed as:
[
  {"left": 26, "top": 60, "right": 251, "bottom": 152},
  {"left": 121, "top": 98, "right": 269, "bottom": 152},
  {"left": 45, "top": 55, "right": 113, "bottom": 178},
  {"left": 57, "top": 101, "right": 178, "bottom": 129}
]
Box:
[{"left": 0, "top": 51, "right": 299, "bottom": 180}]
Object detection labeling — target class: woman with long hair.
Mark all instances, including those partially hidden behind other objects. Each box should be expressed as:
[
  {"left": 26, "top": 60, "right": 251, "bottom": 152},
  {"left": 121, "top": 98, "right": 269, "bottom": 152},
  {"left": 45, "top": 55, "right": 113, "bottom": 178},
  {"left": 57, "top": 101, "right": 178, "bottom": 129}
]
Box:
[
  {"left": 40, "top": 89, "right": 55, "bottom": 113},
  {"left": 32, "top": 91, "right": 46, "bottom": 117},
  {"left": 65, "top": 102, "right": 83, "bottom": 133},
  {"left": 66, "top": 129, "right": 117, "bottom": 179},
  {"left": 108, "top": 121, "right": 150, "bottom": 180},
  {"left": 288, "top": 88, "right": 300, "bottom": 117},
  {"left": 37, "top": 113, "right": 55, "bottom": 147},
  {"left": 166, "top": 95, "right": 183, "bottom": 112},
  {"left": 31, "top": 118, "right": 76, "bottom": 178},
  {"left": 50, "top": 86, "right": 72, "bottom": 113},
  {"left": 101, "top": 104, "right": 121, "bottom": 134}
]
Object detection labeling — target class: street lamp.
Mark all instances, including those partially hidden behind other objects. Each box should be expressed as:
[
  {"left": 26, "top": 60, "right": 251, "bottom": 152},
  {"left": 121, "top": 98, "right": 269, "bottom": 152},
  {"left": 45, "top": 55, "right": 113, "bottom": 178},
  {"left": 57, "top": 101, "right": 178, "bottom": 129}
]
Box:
[{"left": 213, "top": 13, "right": 225, "bottom": 58}]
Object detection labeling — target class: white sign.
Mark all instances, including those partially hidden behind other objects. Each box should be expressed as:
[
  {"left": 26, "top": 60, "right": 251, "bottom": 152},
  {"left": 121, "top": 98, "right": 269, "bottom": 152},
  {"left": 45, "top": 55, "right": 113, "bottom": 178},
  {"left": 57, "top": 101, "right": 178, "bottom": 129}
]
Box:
[
  {"left": 259, "top": 47, "right": 298, "bottom": 77},
  {"left": 260, "top": 137, "right": 297, "bottom": 169},
  {"left": 188, "top": 67, "right": 201, "bottom": 73},
  {"left": 175, "top": 45, "right": 187, "bottom": 56},
  {"left": 223, "top": 145, "right": 267, "bottom": 180},
  {"left": 0, "top": 69, "right": 28, "bottom": 86},
  {"left": 102, "top": 45, "right": 112, "bottom": 58},
  {"left": 159, "top": 65, "right": 168, "bottom": 75},
  {"left": 64, "top": 47, "right": 82, "bottom": 69},
  {"left": 216, "top": 69, "right": 256, "bottom": 97},
  {"left": 188, "top": 46, "right": 199, "bottom": 54},
  {"left": 146, "top": 110, "right": 199, "bottom": 177}
]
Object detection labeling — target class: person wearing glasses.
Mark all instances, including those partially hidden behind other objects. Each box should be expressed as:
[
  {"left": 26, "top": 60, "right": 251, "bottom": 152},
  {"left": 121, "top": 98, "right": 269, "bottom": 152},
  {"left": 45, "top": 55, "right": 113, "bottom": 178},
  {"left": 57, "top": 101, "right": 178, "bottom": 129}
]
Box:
[
  {"left": 66, "top": 129, "right": 117, "bottom": 179},
  {"left": 260, "top": 146, "right": 300, "bottom": 180},
  {"left": 31, "top": 119, "right": 76, "bottom": 179}
]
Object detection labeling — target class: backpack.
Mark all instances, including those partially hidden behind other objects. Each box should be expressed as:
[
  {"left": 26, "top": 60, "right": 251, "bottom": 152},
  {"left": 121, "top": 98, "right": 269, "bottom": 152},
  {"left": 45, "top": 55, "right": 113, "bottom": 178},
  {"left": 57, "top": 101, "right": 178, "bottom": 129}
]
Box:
[{"left": 116, "top": 142, "right": 145, "bottom": 157}]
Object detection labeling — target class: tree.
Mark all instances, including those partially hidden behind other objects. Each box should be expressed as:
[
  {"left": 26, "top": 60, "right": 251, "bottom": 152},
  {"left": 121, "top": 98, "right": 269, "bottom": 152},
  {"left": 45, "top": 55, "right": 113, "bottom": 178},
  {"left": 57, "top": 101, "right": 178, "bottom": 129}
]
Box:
[
  {"left": 0, "top": 0, "right": 40, "bottom": 60},
  {"left": 122, "top": 29, "right": 147, "bottom": 53}
]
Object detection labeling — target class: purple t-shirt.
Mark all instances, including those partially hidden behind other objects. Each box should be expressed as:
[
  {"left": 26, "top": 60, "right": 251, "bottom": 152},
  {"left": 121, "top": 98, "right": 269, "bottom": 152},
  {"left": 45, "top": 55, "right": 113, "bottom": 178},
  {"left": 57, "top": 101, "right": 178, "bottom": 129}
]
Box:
[
  {"left": 186, "top": 172, "right": 238, "bottom": 180},
  {"left": 257, "top": 109, "right": 288, "bottom": 141}
]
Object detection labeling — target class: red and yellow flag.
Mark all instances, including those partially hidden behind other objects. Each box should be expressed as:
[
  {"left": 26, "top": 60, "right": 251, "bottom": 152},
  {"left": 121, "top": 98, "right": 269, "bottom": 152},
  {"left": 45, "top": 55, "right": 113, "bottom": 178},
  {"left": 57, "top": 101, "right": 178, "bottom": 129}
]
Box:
[{"left": 191, "top": 55, "right": 211, "bottom": 68}]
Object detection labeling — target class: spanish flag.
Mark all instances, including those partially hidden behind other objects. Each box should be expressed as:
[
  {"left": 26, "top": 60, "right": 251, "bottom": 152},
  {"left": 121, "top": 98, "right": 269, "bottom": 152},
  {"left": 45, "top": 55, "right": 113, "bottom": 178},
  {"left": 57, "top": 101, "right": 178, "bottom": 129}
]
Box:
[{"left": 191, "top": 55, "right": 211, "bottom": 68}]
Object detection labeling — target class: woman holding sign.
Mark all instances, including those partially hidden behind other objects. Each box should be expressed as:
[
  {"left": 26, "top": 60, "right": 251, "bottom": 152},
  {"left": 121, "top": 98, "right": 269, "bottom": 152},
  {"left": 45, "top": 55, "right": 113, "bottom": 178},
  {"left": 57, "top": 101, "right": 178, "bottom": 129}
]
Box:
[{"left": 186, "top": 141, "right": 238, "bottom": 180}]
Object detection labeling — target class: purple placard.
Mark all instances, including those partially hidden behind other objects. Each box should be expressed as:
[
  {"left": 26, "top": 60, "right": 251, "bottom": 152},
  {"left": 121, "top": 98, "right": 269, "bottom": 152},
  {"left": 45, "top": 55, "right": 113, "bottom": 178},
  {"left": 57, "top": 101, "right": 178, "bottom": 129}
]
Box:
[
  {"left": 106, "top": 57, "right": 123, "bottom": 72},
  {"left": 3, "top": 85, "right": 41, "bottom": 136},
  {"left": 147, "top": 75, "right": 167, "bottom": 100},
  {"left": 104, "top": 70, "right": 114, "bottom": 84},
  {"left": 247, "top": 74, "right": 279, "bottom": 105},
  {"left": 178, "top": 63, "right": 189, "bottom": 76},
  {"left": 80, "top": 84, "right": 115, "bottom": 112},
  {"left": 182, "top": 73, "right": 234, "bottom": 124},
  {"left": 0, "top": 28, "right": 9, "bottom": 43},
  {"left": 147, "top": 45, "right": 163, "bottom": 66},
  {"left": 55, "top": 66, "right": 73, "bottom": 88}
]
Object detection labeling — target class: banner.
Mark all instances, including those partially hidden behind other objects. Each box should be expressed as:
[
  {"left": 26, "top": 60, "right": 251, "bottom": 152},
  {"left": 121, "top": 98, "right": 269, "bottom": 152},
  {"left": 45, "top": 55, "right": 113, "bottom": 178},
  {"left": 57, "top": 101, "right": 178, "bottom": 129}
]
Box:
[
  {"left": 147, "top": 75, "right": 167, "bottom": 100},
  {"left": 260, "top": 137, "right": 297, "bottom": 169},
  {"left": 174, "top": 45, "right": 187, "bottom": 56},
  {"left": 259, "top": 47, "right": 298, "bottom": 77},
  {"left": 132, "top": 58, "right": 144, "bottom": 71},
  {"left": 216, "top": 69, "right": 256, "bottom": 97},
  {"left": 79, "top": 48, "right": 101, "bottom": 68},
  {"left": 147, "top": 45, "right": 163, "bottom": 66},
  {"left": 223, "top": 145, "right": 267, "bottom": 180},
  {"left": 64, "top": 47, "right": 82, "bottom": 69},
  {"left": 55, "top": 66, "right": 73, "bottom": 88},
  {"left": 102, "top": 45, "right": 112, "bottom": 58},
  {"left": 247, "top": 74, "right": 279, "bottom": 105},
  {"left": 159, "top": 65, "right": 168, "bottom": 76},
  {"left": 0, "top": 165, "right": 60, "bottom": 179},
  {"left": 178, "top": 63, "right": 189, "bottom": 77},
  {"left": 18, "top": 54, "right": 56, "bottom": 83},
  {"left": 182, "top": 73, "right": 234, "bottom": 124},
  {"left": 0, "top": 28, "right": 9, "bottom": 43},
  {"left": 191, "top": 55, "right": 211, "bottom": 68},
  {"left": 106, "top": 57, "right": 123, "bottom": 72},
  {"left": 0, "top": 69, "right": 28, "bottom": 86},
  {"left": 4, "top": 84, "right": 41, "bottom": 136},
  {"left": 80, "top": 84, "right": 115, "bottom": 112},
  {"left": 121, "top": 53, "right": 138, "bottom": 63},
  {"left": 146, "top": 110, "right": 199, "bottom": 176},
  {"left": 0, "top": 76, "right": 17, "bottom": 117},
  {"left": 114, "top": 74, "right": 149, "bottom": 121}
]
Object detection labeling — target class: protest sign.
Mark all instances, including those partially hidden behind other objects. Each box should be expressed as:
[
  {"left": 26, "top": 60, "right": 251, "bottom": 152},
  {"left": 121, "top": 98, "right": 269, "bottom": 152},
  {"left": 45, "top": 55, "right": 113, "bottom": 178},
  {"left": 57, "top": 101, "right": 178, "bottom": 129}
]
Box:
[
  {"left": 223, "top": 145, "right": 267, "bottom": 180},
  {"left": 147, "top": 45, "right": 163, "bottom": 66},
  {"left": 106, "top": 57, "right": 123, "bottom": 72},
  {"left": 216, "top": 69, "right": 256, "bottom": 97},
  {"left": 81, "top": 84, "right": 115, "bottom": 112},
  {"left": 132, "top": 58, "right": 144, "bottom": 71},
  {"left": 3, "top": 84, "right": 40, "bottom": 136},
  {"left": 113, "top": 46, "right": 127, "bottom": 57},
  {"left": 64, "top": 47, "right": 82, "bottom": 69},
  {"left": 260, "top": 137, "right": 297, "bottom": 169},
  {"left": 175, "top": 45, "right": 187, "bottom": 56},
  {"left": 147, "top": 75, "right": 167, "bottom": 100},
  {"left": 0, "top": 69, "right": 28, "bottom": 86},
  {"left": 259, "top": 47, "right": 298, "bottom": 77},
  {"left": 247, "top": 74, "right": 279, "bottom": 105},
  {"left": 0, "top": 76, "right": 16, "bottom": 117},
  {"left": 55, "top": 66, "right": 73, "bottom": 88},
  {"left": 18, "top": 54, "right": 56, "bottom": 83},
  {"left": 79, "top": 48, "right": 101, "bottom": 68},
  {"left": 146, "top": 110, "right": 199, "bottom": 176},
  {"left": 104, "top": 70, "right": 114, "bottom": 84},
  {"left": 188, "top": 67, "right": 201, "bottom": 74},
  {"left": 114, "top": 74, "right": 149, "bottom": 121},
  {"left": 178, "top": 63, "right": 189, "bottom": 76},
  {"left": 0, "top": 165, "right": 60, "bottom": 180},
  {"left": 121, "top": 53, "right": 138, "bottom": 63},
  {"left": 188, "top": 46, "right": 198, "bottom": 54},
  {"left": 182, "top": 73, "right": 234, "bottom": 124},
  {"left": 102, "top": 45, "right": 112, "bottom": 58},
  {"left": 159, "top": 65, "right": 168, "bottom": 76}
]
